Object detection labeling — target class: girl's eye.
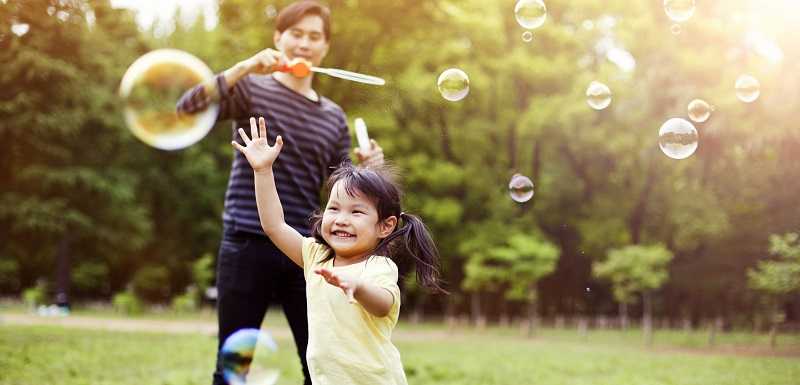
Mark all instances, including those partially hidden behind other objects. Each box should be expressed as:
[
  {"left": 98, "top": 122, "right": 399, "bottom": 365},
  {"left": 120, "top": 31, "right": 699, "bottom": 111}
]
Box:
[
  {"left": 353, "top": 210, "right": 365, "bottom": 215},
  {"left": 327, "top": 207, "right": 338, "bottom": 212}
]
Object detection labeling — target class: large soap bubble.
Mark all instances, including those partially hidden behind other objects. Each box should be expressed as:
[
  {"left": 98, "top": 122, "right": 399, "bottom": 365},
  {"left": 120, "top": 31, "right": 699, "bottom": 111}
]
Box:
[{"left": 119, "top": 49, "right": 218, "bottom": 150}]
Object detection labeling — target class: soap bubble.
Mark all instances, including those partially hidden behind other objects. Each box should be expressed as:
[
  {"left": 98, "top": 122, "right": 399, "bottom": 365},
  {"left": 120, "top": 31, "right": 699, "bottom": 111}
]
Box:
[
  {"left": 735, "top": 74, "right": 760, "bottom": 103},
  {"left": 522, "top": 31, "right": 533, "bottom": 42},
  {"left": 221, "top": 329, "right": 280, "bottom": 385},
  {"left": 670, "top": 24, "right": 681, "bottom": 35},
  {"left": 437, "top": 68, "right": 470, "bottom": 102},
  {"left": 586, "top": 81, "right": 612, "bottom": 110},
  {"left": 687, "top": 99, "right": 712, "bottom": 123},
  {"left": 664, "top": 0, "right": 695, "bottom": 23},
  {"left": 119, "top": 49, "right": 218, "bottom": 151},
  {"left": 508, "top": 174, "right": 535, "bottom": 203},
  {"left": 514, "top": 0, "right": 547, "bottom": 30},
  {"left": 658, "top": 118, "right": 698, "bottom": 160}
]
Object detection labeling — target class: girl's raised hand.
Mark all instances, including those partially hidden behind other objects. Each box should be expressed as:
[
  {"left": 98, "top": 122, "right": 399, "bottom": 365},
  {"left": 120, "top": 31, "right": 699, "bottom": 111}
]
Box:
[
  {"left": 231, "top": 117, "right": 283, "bottom": 172},
  {"left": 314, "top": 268, "right": 360, "bottom": 304}
]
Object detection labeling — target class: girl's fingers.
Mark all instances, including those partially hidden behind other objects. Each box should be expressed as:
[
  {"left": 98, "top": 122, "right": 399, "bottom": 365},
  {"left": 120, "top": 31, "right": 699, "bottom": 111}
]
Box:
[
  {"left": 259, "top": 116, "right": 267, "bottom": 139},
  {"left": 250, "top": 117, "right": 258, "bottom": 140},
  {"left": 275, "top": 135, "right": 283, "bottom": 150},
  {"left": 237, "top": 128, "right": 251, "bottom": 145},
  {"left": 231, "top": 141, "right": 245, "bottom": 152}
]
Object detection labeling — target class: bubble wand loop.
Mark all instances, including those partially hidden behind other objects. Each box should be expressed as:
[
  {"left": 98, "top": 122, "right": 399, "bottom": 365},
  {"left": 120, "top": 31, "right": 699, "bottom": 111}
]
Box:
[{"left": 274, "top": 58, "right": 386, "bottom": 86}]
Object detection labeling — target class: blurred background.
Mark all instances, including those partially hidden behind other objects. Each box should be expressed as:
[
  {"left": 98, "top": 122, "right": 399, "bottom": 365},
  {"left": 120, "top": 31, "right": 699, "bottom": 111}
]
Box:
[{"left": 1, "top": 0, "right": 799, "bottom": 355}]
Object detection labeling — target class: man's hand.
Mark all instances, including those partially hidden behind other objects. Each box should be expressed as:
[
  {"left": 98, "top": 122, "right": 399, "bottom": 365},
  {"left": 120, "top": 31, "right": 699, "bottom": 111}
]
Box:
[
  {"left": 354, "top": 139, "right": 384, "bottom": 169},
  {"left": 314, "top": 268, "right": 361, "bottom": 303},
  {"left": 231, "top": 117, "right": 283, "bottom": 172},
  {"left": 243, "top": 48, "right": 288, "bottom": 75}
]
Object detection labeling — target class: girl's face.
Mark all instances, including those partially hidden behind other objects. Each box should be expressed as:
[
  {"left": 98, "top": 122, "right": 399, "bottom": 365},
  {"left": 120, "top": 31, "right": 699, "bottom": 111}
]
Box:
[{"left": 321, "top": 181, "right": 396, "bottom": 261}]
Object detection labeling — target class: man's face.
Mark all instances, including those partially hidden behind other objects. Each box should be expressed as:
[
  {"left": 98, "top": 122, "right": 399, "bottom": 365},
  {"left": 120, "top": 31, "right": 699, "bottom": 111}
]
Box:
[{"left": 273, "top": 15, "right": 329, "bottom": 67}]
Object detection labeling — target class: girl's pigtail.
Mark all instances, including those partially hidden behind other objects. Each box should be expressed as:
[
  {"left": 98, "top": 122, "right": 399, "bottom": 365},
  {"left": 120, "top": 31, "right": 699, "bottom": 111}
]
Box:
[{"left": 393, "top": 212, "right": 448, "bottom": 294}]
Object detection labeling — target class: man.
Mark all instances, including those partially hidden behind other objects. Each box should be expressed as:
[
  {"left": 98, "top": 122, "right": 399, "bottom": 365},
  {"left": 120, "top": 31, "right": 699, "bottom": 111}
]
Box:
[{"left": 177, "top": 1, "right": 383, "bottom": 384}]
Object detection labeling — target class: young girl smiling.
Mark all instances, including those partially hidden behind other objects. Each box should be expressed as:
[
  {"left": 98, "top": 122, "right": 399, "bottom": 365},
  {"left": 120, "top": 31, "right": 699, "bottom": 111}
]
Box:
[{"left": 232, "top": 116, "right": 446, "bottom": 384}]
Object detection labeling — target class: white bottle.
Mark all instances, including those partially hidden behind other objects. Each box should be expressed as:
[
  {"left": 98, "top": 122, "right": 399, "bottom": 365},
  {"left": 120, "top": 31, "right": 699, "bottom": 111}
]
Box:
[{"left": 354, "top": 117, "right": 371, "bottom": 153}]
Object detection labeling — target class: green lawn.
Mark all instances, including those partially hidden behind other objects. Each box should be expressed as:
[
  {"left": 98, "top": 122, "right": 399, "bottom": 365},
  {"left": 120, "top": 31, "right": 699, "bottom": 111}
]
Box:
[{"left": 2, "top": 315, "right": 799, "bottom": 385}]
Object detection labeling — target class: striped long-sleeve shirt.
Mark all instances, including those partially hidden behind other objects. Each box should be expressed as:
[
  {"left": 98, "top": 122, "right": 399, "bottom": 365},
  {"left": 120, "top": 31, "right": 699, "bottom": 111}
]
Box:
[{"left": 177, "top": 74, "right": 351, "bottom": 236}]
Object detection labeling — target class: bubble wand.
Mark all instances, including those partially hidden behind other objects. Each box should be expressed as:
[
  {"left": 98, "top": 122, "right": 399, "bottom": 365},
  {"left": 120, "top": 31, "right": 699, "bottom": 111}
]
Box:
[{"left": 274, "top": 58, "right": 385, "bottom": 86}]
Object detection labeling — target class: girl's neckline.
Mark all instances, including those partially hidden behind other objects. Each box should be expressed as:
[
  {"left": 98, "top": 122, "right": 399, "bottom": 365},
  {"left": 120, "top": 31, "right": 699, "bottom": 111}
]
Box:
[{"left": 331, "top": 255, "right": 376, "bottom": 268}]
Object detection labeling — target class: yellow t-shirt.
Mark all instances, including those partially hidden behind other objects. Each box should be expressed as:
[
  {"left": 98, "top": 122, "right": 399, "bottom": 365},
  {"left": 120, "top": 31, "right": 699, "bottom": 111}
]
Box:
[{"left": 301, "top": 237, "right": 408, "bottom": 385}]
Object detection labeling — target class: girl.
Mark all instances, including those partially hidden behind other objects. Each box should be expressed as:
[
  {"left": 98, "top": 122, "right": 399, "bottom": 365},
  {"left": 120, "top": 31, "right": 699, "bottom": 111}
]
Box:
[{"left": 232, "top": 117, "right": 446, "bottom": 385}]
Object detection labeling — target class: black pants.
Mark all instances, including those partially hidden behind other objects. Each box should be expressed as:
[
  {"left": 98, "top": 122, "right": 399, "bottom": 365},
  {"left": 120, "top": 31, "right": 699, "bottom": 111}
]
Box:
[{"left": 212, "top": 226, "right": 311, "bottom": 385}]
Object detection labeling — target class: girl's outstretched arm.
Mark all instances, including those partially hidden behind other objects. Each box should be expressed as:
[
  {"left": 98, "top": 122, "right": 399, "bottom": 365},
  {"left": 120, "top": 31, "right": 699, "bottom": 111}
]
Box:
[
  {"left": 232, "top": 117, "right": 303, "bottom": 267},
  {"left": 314, "top": 268, "right": 393, "bottom": 317}
]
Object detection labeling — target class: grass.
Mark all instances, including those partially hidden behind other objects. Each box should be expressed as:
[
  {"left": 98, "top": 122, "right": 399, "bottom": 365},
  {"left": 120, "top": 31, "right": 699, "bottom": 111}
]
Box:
[{"left": 2, "top": 306, "right": 799, "bottom": 385}]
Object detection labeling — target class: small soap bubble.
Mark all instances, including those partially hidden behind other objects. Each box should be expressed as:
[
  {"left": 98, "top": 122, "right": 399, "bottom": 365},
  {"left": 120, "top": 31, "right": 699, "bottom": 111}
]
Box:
[
  {"left": 664, "top": 0, "right": 695, "bottom": 23},
  {"left": 437, "top": 68, "right": 470, "bottom": 102},
  {"left": 658, "top": 118, "right": 698, "bottom": 160},
  {"left": 221, "top": 329, "right": 280, "bottom": 385},
  {"left": 735, "top": 74, "right": 760, "bottom": 103},
  {"left": 687, "top": 99, "right": 712, "bottom": 123},
  {"left": 508, "top": 174, "right": 535, "bottom": 203},
  {"left": 586, "top": 81, "right": 612, "bottom": 110},
  {"left": 670, "top": 23, "right": 681, "bottom": 35},
  {"left": 521, "top": 31, "right": 533, "bottom": 42},
  {"left": 514, "top": 0, "right": 547, "bottom": 30}
]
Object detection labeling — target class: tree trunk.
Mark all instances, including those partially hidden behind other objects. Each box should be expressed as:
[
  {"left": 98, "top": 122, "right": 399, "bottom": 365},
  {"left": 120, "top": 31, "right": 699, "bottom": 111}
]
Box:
[
  {"left": 526, "top": 291, "right": 538, "bottom": 338},
  {"left": 54, "top": 234, "right": 72, "bottom": 311},
  {"left": 499, "top": 299, "right": 510, "bottom": 328},
  {"left": 577, "top": 317, "right": 588, "bottom": 339},
  {"left": 619, "top": 302, "right": 629, "bottom": 331},
  {"left": 445, "top": 297, "right": 457, "bottom": 333},
  {"left": 708, "top": 316, "right": 723, "bottom": 347},
  {"left": 643, "top": 292, "right": 653, "bottom": 346},
  {"left": 410, "top": 295, "right": 426, "bottom": 324},
  {"left": 769, "top": 323, "right": 778, "bottom": 349},
  {"left": 470, "top": 292, "right": 486, "bottom": 330}
]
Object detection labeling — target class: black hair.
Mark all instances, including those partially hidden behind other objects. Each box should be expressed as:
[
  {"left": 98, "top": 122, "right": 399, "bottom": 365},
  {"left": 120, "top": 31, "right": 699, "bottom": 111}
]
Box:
[
  {"left": 309, "top": 163, "right": 447, "bottom": 294},
  {"left": 275, "top": 0, "right": 331, "bottom": 41}
]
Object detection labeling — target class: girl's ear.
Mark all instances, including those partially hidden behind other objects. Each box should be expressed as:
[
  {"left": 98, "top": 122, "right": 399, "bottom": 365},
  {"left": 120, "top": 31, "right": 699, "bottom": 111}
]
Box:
[{"left": 377, "top": 216, "right": 397, "bottom": 238}]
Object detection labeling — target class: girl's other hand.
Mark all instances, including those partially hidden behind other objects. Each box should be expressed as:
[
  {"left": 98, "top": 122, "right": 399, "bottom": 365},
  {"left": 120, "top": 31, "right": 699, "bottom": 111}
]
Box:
[
  {"left": 231, "top": 116, "right": 283, "bottom": 172},
  {"left": 314, "top": 268, "right": 360, "bottom": 304}
]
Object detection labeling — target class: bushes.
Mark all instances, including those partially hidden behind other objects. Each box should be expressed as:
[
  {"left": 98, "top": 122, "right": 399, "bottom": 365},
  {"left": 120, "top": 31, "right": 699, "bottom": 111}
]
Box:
[
  {"left": 71, "top": 262, "right": 110, "bottom": 297},
  {"left": 22, "top": 280, "right": 48, "bottom": 308},
  {"left": 112, "top": 290, "right": 142, "bottom": 315},
  {"left": 0, "top": 259, "right": 20, "bottom": 293},
  {"left": 130, "top": 265, "right": 171, "bottom": 303},
  {"left": 171, "top": 286, "right": 198, "bottom": 313}
]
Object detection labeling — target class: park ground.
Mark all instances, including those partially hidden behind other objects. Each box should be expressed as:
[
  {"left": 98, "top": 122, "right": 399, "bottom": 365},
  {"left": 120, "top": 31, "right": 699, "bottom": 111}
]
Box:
[{"left": 1, "top": 304, "right": 799, "bottom": 385}]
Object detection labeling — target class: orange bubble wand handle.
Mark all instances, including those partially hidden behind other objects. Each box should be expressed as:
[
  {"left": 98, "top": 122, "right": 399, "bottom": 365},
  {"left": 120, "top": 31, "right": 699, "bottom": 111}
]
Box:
[{"left": 273, "top": 58, "right": 312, "bottom": 78}]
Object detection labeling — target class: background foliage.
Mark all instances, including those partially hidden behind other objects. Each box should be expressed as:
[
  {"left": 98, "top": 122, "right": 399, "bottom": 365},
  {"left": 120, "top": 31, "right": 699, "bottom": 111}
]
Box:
[{"left": 1, "top": 0, "right": 799, "bottom": 327}]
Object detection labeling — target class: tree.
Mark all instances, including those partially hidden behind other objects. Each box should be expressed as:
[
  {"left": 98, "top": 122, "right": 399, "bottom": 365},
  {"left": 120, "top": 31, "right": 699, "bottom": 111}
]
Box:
[
  {"left": 748, "top": 232, "right": 800, "bottom": 347},
  {"left": 594, "top": 244, "right": 673, "bottom": 344},
  {"left": 0, "top": 0, "right": 151, "bottom": 298}
]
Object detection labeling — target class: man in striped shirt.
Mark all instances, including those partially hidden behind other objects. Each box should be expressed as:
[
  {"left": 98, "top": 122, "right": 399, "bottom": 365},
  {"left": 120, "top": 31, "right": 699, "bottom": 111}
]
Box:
[{"left": 177, "top": 2, "right": 383, "bottom": 384}]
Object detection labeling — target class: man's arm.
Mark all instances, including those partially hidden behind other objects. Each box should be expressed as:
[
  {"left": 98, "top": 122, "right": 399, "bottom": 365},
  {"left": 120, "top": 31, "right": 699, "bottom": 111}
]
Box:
[{"left": 177, "top": 48, "right": 287, "bottom": 115}]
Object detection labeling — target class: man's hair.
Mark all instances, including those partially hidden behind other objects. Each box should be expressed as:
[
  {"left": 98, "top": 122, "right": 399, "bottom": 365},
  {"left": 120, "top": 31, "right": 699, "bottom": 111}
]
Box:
[{"left": 275, "top": 1, "right": 331, "bottom": 41}]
